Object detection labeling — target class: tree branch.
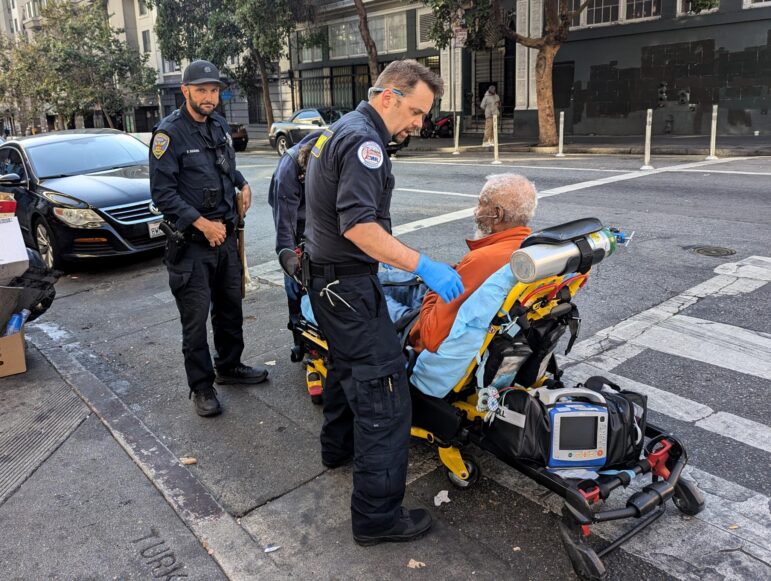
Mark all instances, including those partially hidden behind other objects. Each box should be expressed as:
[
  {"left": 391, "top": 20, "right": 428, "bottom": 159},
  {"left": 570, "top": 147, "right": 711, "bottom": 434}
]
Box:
[
  {"left": 568, "top": 0, "right": 592, "bottom": 20},
  {"left": 501, "top": 26, "right": 546, "bottom": 49}
]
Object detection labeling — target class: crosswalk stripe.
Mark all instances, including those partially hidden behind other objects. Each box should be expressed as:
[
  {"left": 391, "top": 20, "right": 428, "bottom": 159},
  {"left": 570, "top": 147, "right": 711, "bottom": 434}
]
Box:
[
  {"left": 631, "top": 314, "right": 771, "bottom": 381},
  {"left": 479, "top": 456, "right": 771, "bottom": 580}
]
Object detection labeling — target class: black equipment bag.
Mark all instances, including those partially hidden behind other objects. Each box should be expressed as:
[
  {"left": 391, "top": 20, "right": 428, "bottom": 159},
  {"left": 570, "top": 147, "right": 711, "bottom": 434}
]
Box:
[
  {"left": 480, "top": 388, "right": 550, "bottom": 465},
  {"left": 582, "top": 376, "right": 648, "bottom": 469},
  {"left": 481, "top": 380, "right": 648, "bottom": 470}
]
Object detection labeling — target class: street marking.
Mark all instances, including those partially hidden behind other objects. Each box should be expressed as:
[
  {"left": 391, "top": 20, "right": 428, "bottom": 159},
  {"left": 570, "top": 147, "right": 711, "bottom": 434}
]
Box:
[
  {"left": 480, "top": 456, "right": 771, "bottom": 580},
  {"left": 563, "top": 255, "right": 771, "bottom": 454},
  {"left": 396, "top": 187, "right": 479, "bottom": 198},
  {"left": 538, "top": 156, "right": 753, "bottom": 197},
  {"left": 695, "top": 412, "right": 771, "bottom": 454},
  {"left": 569, "top": 256, "right": 771, "bottom": 362},
  {"left": 237, "top": 164, "right": 278, "bottom": 169},
  {"left": 632, "top": 315, "right": 771, "bottom": 381},
  {"left": 676, "top": 168, "right": 771, "bottom": 177},
  {"left": 564, "top": 362, "right": 714, "bottom": 423}
]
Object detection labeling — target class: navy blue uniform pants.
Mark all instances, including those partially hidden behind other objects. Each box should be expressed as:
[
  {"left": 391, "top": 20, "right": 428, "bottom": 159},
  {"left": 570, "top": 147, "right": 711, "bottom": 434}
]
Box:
[
  {"left": 308, "top": 273, "right": 411, "bottom": 535},
  {"left": 166, "top": 235, "right": 244, "bottom": 393}
]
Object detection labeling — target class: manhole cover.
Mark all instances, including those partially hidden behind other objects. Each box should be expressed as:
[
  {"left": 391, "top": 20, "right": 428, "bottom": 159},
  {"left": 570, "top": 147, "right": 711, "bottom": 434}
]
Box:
[{"left": 690, "top": 245, "right": 736, "bottom": 257}]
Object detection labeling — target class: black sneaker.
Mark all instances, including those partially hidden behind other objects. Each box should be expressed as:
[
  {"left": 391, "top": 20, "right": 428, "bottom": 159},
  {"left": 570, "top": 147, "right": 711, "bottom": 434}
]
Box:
[
  {"left": 353, "top": 508, "right": 433, "bottom": 546},
  {"left": 191, "top": 387, "right": 222, "bottom": 417},
  {"left": 215, "top": 364, "right": 269, "bottom": 385}
]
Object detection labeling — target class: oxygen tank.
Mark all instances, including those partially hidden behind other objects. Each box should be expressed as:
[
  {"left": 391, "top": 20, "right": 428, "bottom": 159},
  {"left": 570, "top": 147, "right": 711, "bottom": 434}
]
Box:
[{"left": 510, "top": 228, "right": 618, "bottom": 283}]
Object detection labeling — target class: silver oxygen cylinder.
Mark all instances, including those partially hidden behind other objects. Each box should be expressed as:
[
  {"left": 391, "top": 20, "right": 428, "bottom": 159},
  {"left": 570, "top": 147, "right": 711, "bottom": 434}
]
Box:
[{"left": 509, "top": 228, "right": 617, "bottom": 283}]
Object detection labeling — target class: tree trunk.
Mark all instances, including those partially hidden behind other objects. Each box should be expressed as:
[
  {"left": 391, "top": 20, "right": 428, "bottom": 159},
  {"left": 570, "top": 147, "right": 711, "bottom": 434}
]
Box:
[
  {"left": 255, "top": 51, "right": 274, "bottom": 127},
  {"left": 534, "top": 43, "right": 560, "bottom": 146},
  {"left": 353, "top": 0, "right": 380, "bottom": 85}
]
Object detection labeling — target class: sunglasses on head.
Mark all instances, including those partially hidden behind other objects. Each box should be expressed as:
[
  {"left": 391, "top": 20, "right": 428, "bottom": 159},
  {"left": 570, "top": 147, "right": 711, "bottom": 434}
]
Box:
[{"left": 368, "top": 86, "right": 405, "bottom": 99}]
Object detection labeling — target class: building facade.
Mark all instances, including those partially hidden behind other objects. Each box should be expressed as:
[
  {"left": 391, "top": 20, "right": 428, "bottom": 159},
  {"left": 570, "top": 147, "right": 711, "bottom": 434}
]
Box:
[{"left": 551, "top": 0, "right": 771, "bottom": 136}]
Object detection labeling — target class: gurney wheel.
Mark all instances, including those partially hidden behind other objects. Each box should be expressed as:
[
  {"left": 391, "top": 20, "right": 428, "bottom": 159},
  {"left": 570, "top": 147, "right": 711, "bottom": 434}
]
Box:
[
  {"left": 673, "top": 479, "right": 705, "bottom": 516},
  {"left": 311, "top": 394, "right": 323, "bottom": 405},
  {"left": 559, "top": 514, "right": 607, "bottom": 581},
  {"left": 446, "top": 459, "right": 480, "bottom": 490}
]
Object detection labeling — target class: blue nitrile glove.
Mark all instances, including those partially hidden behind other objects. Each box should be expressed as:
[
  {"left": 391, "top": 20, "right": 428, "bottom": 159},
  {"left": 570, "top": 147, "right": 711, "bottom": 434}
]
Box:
[{"left": 413, "top": 254, "right": 464, "bottom": 303}]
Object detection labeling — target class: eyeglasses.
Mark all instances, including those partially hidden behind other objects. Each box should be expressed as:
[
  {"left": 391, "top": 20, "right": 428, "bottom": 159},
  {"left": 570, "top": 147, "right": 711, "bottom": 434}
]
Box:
[{"left": 368, "top": 86, "right": 405, "bottom": 99}]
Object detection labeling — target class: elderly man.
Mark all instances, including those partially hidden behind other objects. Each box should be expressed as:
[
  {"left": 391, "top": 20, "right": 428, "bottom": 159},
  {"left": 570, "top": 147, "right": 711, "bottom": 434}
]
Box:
[{"left": 409, "top": 173, "right": 537, "bottom": 353}]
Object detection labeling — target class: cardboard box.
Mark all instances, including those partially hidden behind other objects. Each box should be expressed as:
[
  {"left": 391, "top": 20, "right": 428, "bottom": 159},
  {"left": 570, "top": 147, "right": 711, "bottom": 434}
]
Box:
[
  {"left": 0, "top": 217, "right": 28, "bottom": 286},
  {"left": 0, "top": 329, "right": 26, "bottom": 377}
]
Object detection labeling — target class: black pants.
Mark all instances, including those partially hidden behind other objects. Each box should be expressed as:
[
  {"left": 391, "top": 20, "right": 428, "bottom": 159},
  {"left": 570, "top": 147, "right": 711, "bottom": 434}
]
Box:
[
  {"left": 308, "top": 273, "right": 411, "bottom": 536},
  {"left": 166, "top": 235, "right": 244, "bottom": 393}
]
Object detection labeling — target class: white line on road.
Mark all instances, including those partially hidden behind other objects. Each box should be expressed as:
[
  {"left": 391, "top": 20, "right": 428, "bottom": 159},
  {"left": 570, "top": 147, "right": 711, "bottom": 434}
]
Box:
[
  {"left": 563, "top": 255, "right": 771, "bottom": 454},
  {"left": 676, "top": 168, "right": 771, "bottom": 177},
  {"left": 632, "top": 314, "right": 771, "bottom": 381},
  {"left": 396, "top": 187, "right": 479, "bottom": 198},
  {"left": 538, "top": 157, "right": 753, "bottom": 197}
]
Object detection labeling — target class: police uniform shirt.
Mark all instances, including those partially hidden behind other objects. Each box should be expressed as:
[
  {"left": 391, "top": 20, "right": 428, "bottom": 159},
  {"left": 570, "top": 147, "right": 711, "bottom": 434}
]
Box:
[
  {"left": 149, "top": 106, "right": 247, "bottom": 231},
  {"left": 304, "top": 101, "right": 395, "bottom": 264},
  {"left": 267, "top": 131, "right": 321, "bottom": 253}
]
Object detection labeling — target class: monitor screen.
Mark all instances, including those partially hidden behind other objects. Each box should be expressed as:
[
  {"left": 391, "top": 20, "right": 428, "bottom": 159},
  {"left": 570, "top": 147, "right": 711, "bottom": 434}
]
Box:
[{"left": 559, "top": 416, "right": 598, "bottom": 450}]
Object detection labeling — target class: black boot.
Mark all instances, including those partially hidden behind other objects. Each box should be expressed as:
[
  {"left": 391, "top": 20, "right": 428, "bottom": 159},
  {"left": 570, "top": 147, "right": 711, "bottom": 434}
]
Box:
[
  {"left": 215, "top": 364, "right": 269, "bottom": 385},
  {"left": 191, "top": 387, "right": 222, "bottom": 417},
  {"left": 353, "top": 508, "right": 433, "bottom": 546}
]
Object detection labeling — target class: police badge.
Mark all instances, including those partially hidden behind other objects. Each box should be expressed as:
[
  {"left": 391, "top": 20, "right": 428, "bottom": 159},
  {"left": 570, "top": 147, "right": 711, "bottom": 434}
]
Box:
[{"left": 152, "top": 132, "right": 170, "bottom": 159}]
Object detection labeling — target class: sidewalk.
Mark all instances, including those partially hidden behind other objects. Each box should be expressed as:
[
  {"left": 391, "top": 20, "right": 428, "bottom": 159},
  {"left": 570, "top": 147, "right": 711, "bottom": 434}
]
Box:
[
  {"left": 247, "top": 132, "right": 771, "bottom": 157},
  {"left": 0, "top": 344, "right": 227, "bottom": 579}
]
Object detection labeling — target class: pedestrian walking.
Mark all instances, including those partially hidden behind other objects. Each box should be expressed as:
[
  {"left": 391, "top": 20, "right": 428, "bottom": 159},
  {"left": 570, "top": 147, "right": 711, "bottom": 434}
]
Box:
[
  {"left": 480, "top": 85, "right": 500, "bottom": 147},
  {"left": 149, "top": 59, "right": 268, "bottom": 417}
]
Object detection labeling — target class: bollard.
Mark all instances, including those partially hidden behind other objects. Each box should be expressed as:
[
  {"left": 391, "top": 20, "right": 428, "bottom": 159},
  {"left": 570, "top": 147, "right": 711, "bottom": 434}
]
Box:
[
  {"left": 556, "top": 111, "right": 566, "bottom": 157},
  {"left": 491, "top": 114, "right": 502, "bottom": 165},
  {"left": 640, "top": 108, "right": 654, "bottom": 170},
  {"left": 705, "top": 104, "right": 718, "bottom": 161},
  {"left": 453, "top": 112, "right": 461, "bottom": 155}
]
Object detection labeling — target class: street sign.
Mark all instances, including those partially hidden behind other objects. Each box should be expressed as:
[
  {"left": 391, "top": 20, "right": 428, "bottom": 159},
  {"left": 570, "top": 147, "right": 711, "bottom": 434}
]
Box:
[
  {"left": 221, "top": 90, "right": 233, "bottom": 102},
  {"left": 453, "top": 27, "right": 467, "bottom": 48}
]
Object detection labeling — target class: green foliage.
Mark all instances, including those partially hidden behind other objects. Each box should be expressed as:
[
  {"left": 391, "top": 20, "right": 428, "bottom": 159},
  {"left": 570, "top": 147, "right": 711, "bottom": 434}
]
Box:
[
  {"left": 0, "top": 0, "right": 157, "bottom": 125},
  {"left": 420, "top": 0, "right": 504, "bottom": 51},
  {"left": 150, "top": 0, "right": 242, "bottom": 68}
]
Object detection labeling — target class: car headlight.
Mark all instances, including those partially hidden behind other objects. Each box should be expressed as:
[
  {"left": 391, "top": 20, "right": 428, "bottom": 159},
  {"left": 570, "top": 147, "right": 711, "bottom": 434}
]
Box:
[{"left": 53, "top": 207, "right": 105, "bottom": 228}]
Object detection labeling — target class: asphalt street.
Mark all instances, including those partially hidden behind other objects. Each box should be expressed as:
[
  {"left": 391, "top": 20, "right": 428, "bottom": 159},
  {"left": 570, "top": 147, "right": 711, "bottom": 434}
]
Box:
[{"left": 3, "top": 149, "right": 770, "bottom": 580}]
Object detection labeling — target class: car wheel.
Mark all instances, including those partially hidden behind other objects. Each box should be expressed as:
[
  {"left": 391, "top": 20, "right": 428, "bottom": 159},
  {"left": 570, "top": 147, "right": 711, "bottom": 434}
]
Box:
[
  {"left": 275, "top": 134, "right": 288, "bottom": 156},
  {"left": 234, "top": 141, "right": 248, "bottom": 152},
  {"left": 34, "top": 217, "right": 65, "bottom": 271}
]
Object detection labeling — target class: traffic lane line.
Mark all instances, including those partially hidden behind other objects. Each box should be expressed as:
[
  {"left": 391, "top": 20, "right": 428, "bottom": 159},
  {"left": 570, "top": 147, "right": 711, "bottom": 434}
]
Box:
[{"left": 394, "top": 159, "right": 630, "bottom": 173}]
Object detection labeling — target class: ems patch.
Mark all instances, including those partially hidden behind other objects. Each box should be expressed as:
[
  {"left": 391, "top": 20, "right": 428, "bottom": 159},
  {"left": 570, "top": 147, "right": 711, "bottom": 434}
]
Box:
[
  {"left": 357, "top": 141, "right": 383, "bottom": 169},
  {"left": 225, "top": 133, "right": 233, "bottom": 148},
  {"left": 311, "top": 129, "right": 334, "bottom": 158},
  {"left": 152, "top": 132, "right": 170, "bottom": 159}
]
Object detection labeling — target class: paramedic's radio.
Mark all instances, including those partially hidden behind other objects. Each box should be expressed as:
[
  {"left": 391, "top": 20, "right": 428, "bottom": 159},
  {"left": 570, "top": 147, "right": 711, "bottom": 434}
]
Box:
[{"left": 533, "top": 387, "right": 608, "bottom": 469}]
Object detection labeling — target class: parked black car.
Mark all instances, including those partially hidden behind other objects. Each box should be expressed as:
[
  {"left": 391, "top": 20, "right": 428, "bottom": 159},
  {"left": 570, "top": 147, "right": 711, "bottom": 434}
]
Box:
[
  {"left": 268, "top": 107, "right": 409, "bottom": 156},
  {"left": 0, "top": 129, "right": 165, "bottom": 270}
]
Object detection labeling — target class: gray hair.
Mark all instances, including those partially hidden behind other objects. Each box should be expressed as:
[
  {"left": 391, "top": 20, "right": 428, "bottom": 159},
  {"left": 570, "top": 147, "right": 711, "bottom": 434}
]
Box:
[
  {"left": 480, "top": 174, "right": 538, "bottom": 226},
  {"left": 372, "top": 59, "right": 444, "bottom": 99}
]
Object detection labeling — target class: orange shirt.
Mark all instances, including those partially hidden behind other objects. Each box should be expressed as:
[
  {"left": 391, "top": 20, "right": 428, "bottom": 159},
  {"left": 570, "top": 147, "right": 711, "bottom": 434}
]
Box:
[{"left": 409, "top": 226, "right": 531, "bottom": 353}]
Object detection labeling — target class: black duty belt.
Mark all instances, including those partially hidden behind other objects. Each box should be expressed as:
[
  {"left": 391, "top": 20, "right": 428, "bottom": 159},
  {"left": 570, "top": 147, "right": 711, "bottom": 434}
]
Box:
[{"left": 309, "top": 261, "right": 378, "bottom": 279}]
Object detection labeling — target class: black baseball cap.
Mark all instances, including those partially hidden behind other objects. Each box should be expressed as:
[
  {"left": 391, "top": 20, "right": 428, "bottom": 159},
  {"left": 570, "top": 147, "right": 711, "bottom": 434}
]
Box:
[{"left": 182, "top": 60, "right": 227, "bottom": 87}]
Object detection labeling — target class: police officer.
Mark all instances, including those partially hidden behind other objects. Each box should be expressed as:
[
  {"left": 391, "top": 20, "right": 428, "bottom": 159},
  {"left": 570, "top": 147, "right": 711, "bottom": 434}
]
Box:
[
  {"left": 304, "top": 60, "right": 464, "bottom": 545},
  {"left": 149, "top": 60, "right": 268, "bottom": 417},
  {"left": 268, "top": 130, "right": 321, "bottom": 350}
]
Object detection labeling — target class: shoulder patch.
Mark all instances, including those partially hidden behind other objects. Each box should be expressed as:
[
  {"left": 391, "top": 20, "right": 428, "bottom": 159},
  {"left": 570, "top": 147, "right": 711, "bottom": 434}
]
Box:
[
  {"left": 357, "top": 141, "right": 383, "bottom": 169},
  {"left": 311, "top": 129, "right": 334, "bottom": 158},
  {"left": 152, "top": 132, "right": 171, "bottom": 159}
]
